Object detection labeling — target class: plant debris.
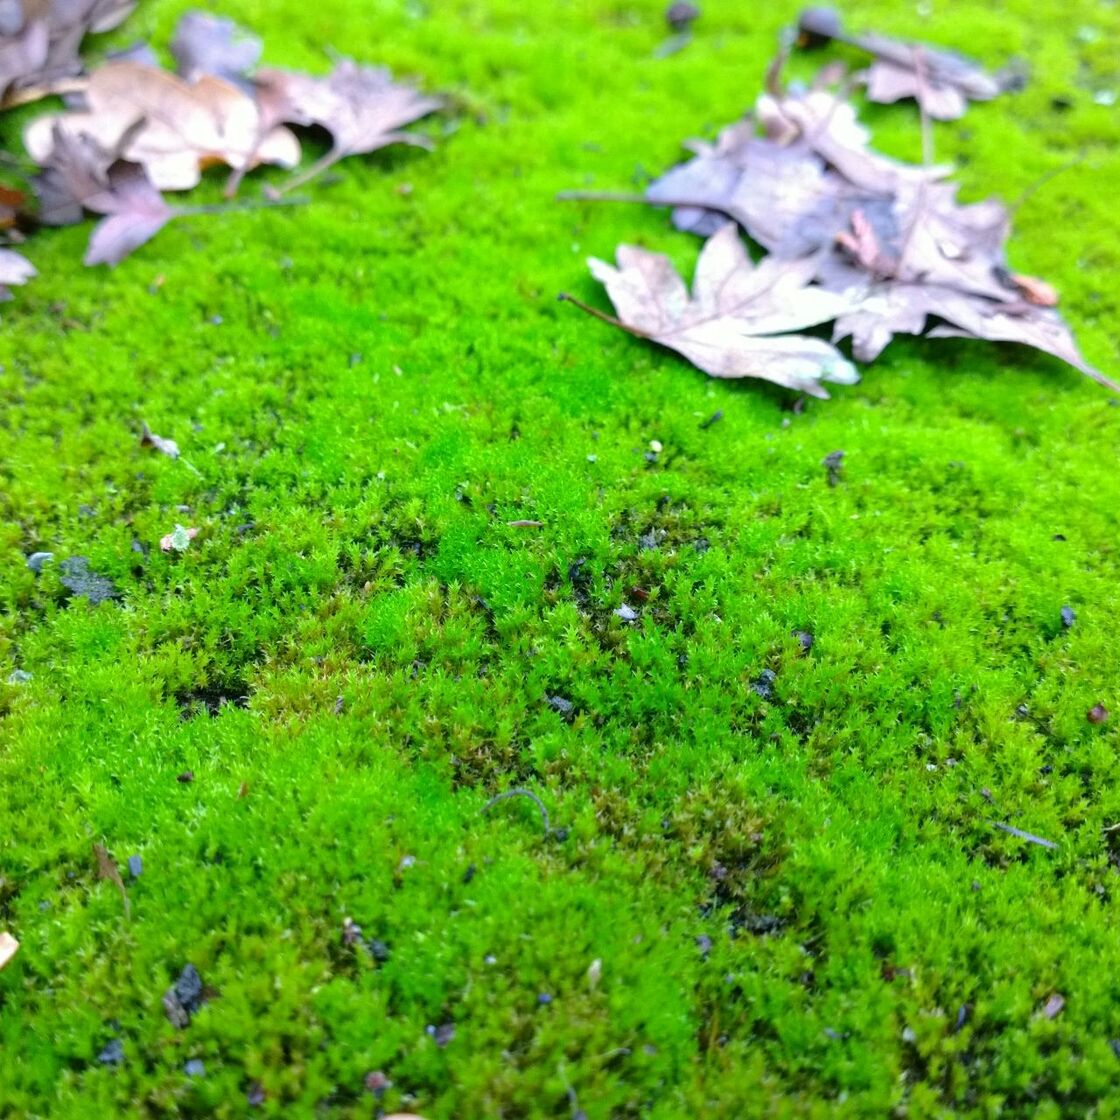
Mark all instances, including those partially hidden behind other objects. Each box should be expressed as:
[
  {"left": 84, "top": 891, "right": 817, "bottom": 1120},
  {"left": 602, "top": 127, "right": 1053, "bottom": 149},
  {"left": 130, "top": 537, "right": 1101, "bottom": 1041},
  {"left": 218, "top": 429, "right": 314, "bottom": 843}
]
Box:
[
  {"left": 1, "top": 8, "right": 443, "bottom": 276},
  {"left": 140, "top": 422, "right": 179, "bottom": 459},
  {"left": 563, "top": 222, "right": 857, "bottom": 397},
  {"left": 93, "top": 842, "right": 130, "bottom": 917},
  {"left": 1087, "top": 704, "right": 1109, "bottom": 725},
  {"left": 562, "top": 25, "right": 1113, "bottom": 395},
  {"left": 992, "top": 821, "right": 1058, "bottom": 850},
  {"left": 796, "top": 8, "right": 1024, "bottom": 121},
  {"left": 0, "top": 930, "right": 18, "bottom": 970}
]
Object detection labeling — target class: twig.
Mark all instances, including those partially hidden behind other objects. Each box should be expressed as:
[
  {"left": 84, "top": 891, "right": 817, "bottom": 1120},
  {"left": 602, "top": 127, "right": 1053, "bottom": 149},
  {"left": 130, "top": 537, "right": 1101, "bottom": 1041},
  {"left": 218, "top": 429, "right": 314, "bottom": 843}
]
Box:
[
  {"left": 991, "top": 821, "right": 1058, "bottom": 850},
  {"left": 0, "top": 77, "right": 85, "bottom": 111},
  {"left": 482, "top": 788, "right": 552, "bottom": 837},
  {"left": 174, "top": 195, "right": 310, "bottom": 218},
  {"left": 1010, "top": 153, "right": 1089, "bottom": 215}
]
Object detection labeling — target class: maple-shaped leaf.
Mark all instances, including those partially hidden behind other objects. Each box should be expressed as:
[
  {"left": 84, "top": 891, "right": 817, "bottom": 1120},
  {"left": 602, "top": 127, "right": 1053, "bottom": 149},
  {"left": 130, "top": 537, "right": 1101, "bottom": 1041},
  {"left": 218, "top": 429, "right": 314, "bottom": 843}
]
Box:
[
  {"left": 83, "top": 161, "right": 174, "bottom": 266},
  {"left": 170, "top": 10, "right": 261, "bottom": 88},
  {"left": 0, "top": 247, "right": 36, "bottom": 299},
  {"left": 797, "top": 8, "right": 1023, "bottom": 121},
  {"left": 254, "top": 59, "right": 441, "bottom": 187},
  {"left": 25, "top": 61, "right": 301, "bottom": 190},
  {"left": 574, "top": 223, "right": 857, "bottom": 398}
]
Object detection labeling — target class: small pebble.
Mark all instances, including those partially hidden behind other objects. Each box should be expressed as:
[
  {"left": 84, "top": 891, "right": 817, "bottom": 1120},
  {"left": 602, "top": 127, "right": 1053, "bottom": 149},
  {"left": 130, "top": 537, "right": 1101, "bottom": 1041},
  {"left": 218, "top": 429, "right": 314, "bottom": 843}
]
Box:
[
  {"left": 791, "top": 629, "right": 813, "bottom": 653},
  {"left": 547, "top": 695, "right": 574, "bottom": 718},
  {"left": 247, "top": 1082, "right": 266, "bottom": 1107},
  {"left": 184, "top": 1059, "right": 205, "bottom": 1078},
  {"left": 750, "top": 669, "right": 777, "bottom": 700},
  {"left": 649, "top": 439, "right": 663, "bottom": 454},
  {"left": 696, "top": 934, "right": 713, "bottom": 956},
  {"left": 97, "top": 1038, "right": 125, "bottom": 1066},
  {"left": 365, "top": 1070, "right": 391, "bottom": 1095},
  {"left": 176, "top": 771, "right": 194, "bottom": 784},
  {"left": 537, "top": 992, "right": 553, "bottom": 1005},
  {"left": 666, "top": 1, "right": 699, "bottom": 32},
  {"left": 614, "top": 604, "right": 638, "bottom": 622},
  {"left": 368, "top": 938, "right": 391, "bottom": 962},
  {"left": 174, "top": 964, "right": 204, "bottom": 1014}
]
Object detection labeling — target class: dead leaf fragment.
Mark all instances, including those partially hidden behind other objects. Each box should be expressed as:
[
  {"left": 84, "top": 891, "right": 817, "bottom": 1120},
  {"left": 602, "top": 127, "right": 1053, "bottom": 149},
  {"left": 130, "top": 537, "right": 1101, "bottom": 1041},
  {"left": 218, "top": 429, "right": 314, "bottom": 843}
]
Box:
[
  {"left": 580, "top": 222, "right": 857, "bottom": 397},
  {"left": 140, "top": 421, "right": 179, "bottom": 458},
  {"left": 1041, "top": 993, "right": 1065, "bottom": 1019},
  {"left": 170, "top": 10, "right": 261, "bottom": 87},
  {"left": 160, "top": 525, "right": 198, "bottom": 552},
  {"left": 93, "top": 842, "right": 131, "bottom": 917},
  {"left": 0, "top": 247, "right": 35, "bottom": 299},
  {"left": 25, "top": 62, "right": 301, "bottom": 191},
  {"left": 0, "top": 931, "right": 18, "bottom": 970}
]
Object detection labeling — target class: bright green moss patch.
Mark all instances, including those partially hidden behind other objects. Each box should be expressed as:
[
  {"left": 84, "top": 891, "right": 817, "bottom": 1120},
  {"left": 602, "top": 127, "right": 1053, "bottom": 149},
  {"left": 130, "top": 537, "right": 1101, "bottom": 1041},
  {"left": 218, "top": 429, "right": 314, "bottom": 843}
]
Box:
[{"left": 3, "top": 0, "right": 1120, "bottom": 1116}]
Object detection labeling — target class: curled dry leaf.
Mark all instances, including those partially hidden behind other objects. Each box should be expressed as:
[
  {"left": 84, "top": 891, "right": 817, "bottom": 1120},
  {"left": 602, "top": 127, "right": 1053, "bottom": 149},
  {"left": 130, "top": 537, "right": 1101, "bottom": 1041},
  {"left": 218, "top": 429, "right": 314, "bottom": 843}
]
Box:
[
  {"left": 576, "top": 222, "right": 857, "bottom": 398},
  {"left": 25, "top": 61, "right": 301, "bottom": 191},
  {"left": 0, "top": 247, "right": 35, "bottom": 299},
  {"left": 140, "top": 421, "right": 179, "bottom": 458},
  {"left": 254, "top": 59, "right": 441, "bottom": 189},
  {"left": 170, "top": 10, "right": 261, "bottom": 88},
  {"left": 797, "top": 7, "right": 1023, "bottom": 121}
]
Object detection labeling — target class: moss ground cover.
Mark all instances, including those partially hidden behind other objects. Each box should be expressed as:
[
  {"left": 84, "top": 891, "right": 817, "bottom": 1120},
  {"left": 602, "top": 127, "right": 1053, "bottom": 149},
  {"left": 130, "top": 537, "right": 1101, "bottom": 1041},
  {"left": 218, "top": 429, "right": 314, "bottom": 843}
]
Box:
[{"left": 2, "top": 0, "right": 1120, "bottom": 1115}]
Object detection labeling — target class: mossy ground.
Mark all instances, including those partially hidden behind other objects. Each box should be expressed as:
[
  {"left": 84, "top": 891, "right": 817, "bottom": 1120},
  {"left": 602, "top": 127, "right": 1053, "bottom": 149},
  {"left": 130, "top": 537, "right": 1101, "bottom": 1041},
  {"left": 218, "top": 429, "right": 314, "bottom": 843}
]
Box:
[{"left": 2, "top": 0, "right": 1120, "bottom": 1116}]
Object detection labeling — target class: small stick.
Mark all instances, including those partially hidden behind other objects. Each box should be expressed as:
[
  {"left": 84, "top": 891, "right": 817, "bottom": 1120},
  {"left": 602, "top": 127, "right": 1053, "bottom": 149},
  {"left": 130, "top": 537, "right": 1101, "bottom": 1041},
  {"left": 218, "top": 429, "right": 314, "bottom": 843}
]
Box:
[
  {"left": 991, "top": 821, "right": 1058, "bottom": 850},
  {"left": 482, "top": 788, "right": 552, "bottom": 837},
  {"left": 506, "top": 519, "right": 543, "bottom": 528}
]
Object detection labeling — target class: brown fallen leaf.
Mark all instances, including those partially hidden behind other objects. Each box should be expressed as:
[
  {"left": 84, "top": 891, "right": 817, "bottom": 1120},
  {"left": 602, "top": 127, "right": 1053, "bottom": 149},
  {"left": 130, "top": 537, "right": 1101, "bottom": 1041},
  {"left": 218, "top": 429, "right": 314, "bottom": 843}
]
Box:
[
  {"left": 797, "top": 8, "right": 1023, "bottom": 121},
  {"left": 0, "top": 930, "right": 18, "bottom": 970},
  {"left": 140, "top": 421, "right": 180, "bottom": 458},
  {"left": 254, "top": 59, "right": 441, "bottom": 190},
  {"left": 569, "top": 222, "right": 857, "bottom": 398},
  {"left": 25, "top": 61, "right": 301, "bottom": 191},
  {"left": 83, "top": 161, "right": 174, "bottom": 266},
  {"left": 93, "top": 842, "right": 131, "bottom": 917},
  {"left": 170, "top": 10, "right": 261, "bottom": 88},
  {"left": 0, "top": 247, "right": 35, "bottom": 299},
  {"left": 0, "top": 0, "right": 136, "bottom": 106}
]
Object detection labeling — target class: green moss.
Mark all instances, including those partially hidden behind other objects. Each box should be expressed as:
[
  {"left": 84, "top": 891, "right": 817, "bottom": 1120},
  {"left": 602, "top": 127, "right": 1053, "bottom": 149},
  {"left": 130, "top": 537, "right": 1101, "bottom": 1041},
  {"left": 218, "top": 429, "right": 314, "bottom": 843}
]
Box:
[{"left": 2, "top": 0, "right": 1120, "bottom": 1115}]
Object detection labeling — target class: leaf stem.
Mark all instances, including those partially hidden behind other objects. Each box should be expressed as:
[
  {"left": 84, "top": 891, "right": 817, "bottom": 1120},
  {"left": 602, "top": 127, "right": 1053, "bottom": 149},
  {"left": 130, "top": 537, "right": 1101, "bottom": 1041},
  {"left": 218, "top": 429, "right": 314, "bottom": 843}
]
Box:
[
  {"left": 173, "top": 195, "right": 310, "bottom": 218},
  {"left": 557, "top": 292, "right": 651, "bottom": 339}
]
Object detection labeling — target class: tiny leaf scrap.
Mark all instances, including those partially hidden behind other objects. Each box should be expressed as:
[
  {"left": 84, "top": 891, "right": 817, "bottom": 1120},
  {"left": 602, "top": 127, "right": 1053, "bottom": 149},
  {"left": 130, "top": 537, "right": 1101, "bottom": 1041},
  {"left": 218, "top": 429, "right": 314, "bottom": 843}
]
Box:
[{"left": 572, "top": 223, "right": 858, "bottom": 398}]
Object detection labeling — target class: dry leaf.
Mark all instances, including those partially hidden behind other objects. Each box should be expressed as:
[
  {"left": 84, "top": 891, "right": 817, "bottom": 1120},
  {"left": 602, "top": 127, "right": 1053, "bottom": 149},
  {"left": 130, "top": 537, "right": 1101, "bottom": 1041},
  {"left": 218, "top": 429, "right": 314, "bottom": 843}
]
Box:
[
  {"left": 25, "top": 61, "right": 301, "bottom": 190},
  {"left": 93, "top": 842, "right": 131, "bottom": 917},
  {"left": 0, "top": 247, "right": 35, "bottom": 299},
  {"left": 255, "top": 59, "right": 440, "bottom": 187},
  {"left": 140, "top": 421, "right": 179, "bottom": 458},
  {"left": 0, "top": 0, "right": 135, "bottom": 105},
  {"left": 579, "top": 222, "right": 857, "bottom": 398},
  {"left": 797, "top": 8, "right": 1022, "bottom": 121},
  {"left": 0, "top": 930, "right": 18, "bottom": 970},
  {"left": 170, "top": 10, "right": 261, "bottom": 88}
]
